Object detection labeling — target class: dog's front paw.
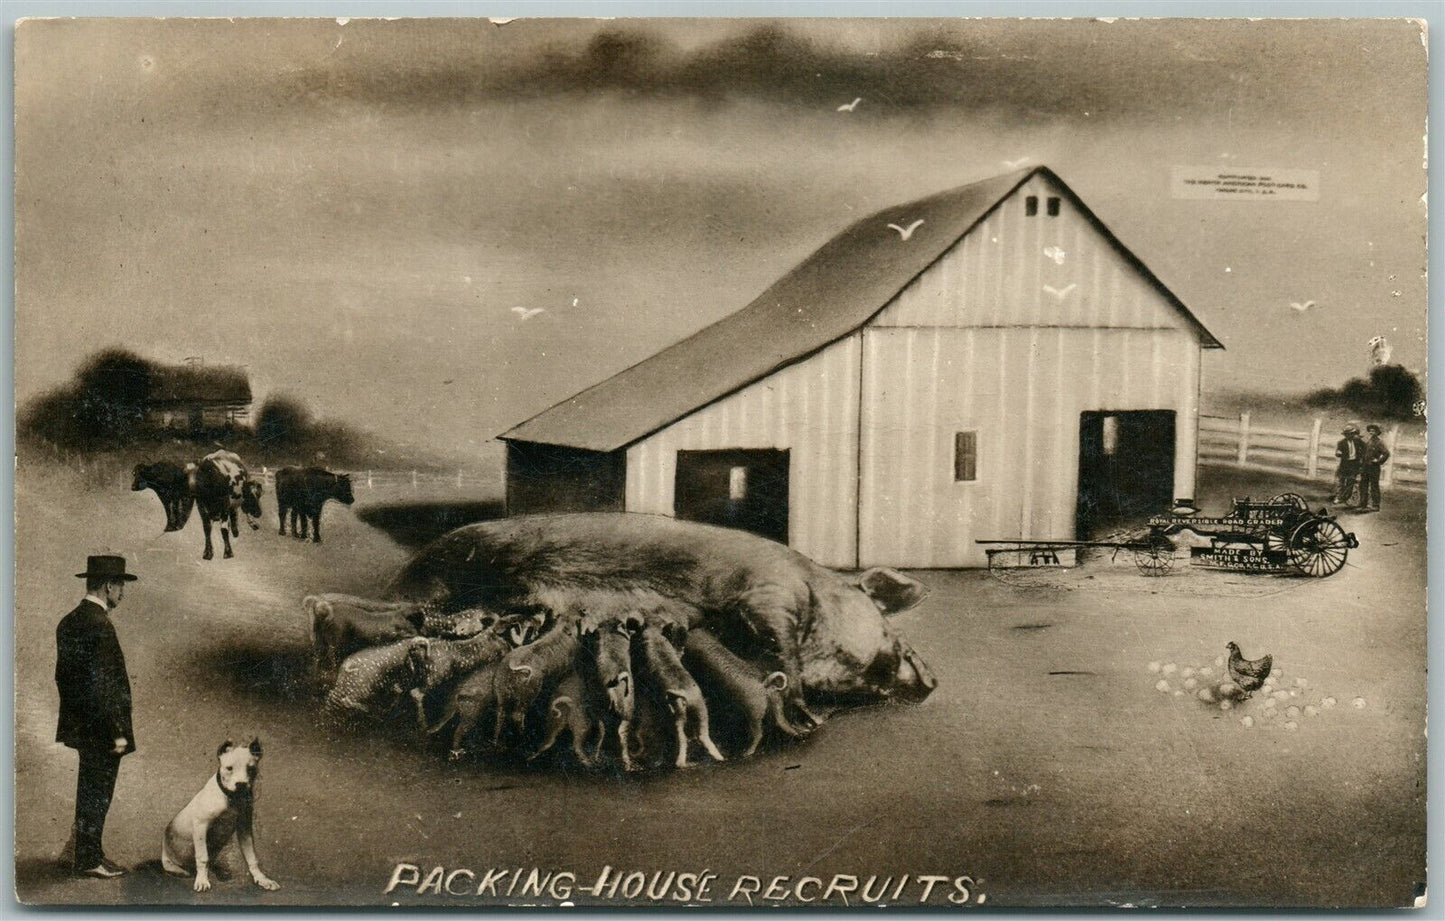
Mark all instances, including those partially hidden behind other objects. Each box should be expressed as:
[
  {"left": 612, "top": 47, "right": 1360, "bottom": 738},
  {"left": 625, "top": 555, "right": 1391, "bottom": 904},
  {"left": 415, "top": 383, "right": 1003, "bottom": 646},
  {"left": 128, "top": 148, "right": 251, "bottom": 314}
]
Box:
[
  {"left": 194, "top": 874, "right": 212, "bottom": 892},
  {"left": 253, "top": 873, "right": 280, "bottom": 891}
]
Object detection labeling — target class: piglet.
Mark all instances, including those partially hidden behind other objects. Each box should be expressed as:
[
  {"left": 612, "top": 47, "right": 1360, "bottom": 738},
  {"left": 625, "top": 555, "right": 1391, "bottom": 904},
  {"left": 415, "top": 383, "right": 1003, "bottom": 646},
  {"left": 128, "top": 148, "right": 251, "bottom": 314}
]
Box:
[
  {"left": 684, "top": 629, "right": 803, "bottom": 758},
  {"left": 633, "top": 622, "right": 724, "bottom": 769}
]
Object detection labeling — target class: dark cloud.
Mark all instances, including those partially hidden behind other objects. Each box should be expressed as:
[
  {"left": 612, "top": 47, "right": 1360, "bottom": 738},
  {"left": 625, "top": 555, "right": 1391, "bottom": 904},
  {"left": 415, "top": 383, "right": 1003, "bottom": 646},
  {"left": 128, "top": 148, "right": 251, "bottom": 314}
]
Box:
[{"left": 265, "top": 18, "right": 1423, "bottom": 129}]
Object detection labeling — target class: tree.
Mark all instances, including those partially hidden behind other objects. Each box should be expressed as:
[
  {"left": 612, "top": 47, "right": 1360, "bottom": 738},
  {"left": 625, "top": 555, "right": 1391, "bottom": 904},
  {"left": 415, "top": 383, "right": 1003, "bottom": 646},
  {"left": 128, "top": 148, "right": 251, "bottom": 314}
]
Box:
[
  {"left": 255, "top": 394, "right": 313, "bottom": 447},
  {"left": 1305, "top": 364, "right": 1423, "bottom": 420},
  {"left": 74, "top": 348, "right": 154, "bottom": 441}
]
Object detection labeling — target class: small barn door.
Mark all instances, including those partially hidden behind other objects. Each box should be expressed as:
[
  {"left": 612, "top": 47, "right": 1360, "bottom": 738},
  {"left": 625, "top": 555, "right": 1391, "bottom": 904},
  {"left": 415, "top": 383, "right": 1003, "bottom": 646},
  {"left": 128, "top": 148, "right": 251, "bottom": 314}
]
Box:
[
  {"left": 1076, "top": 411, "right": 1175, "bottom": 538},
  {"left": 674, "top": 449, "right": 789, "bottom": 544}
]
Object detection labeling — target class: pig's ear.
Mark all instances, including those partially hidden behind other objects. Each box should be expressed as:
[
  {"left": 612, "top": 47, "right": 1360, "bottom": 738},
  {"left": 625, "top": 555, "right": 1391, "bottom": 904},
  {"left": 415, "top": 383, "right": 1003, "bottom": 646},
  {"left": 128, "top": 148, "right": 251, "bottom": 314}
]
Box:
[
  {"left": 660, "top": 621, "right": 688, "bottom": 649},
  {"left": 855, "top": 568, "right": 928, "bottom": 615}
]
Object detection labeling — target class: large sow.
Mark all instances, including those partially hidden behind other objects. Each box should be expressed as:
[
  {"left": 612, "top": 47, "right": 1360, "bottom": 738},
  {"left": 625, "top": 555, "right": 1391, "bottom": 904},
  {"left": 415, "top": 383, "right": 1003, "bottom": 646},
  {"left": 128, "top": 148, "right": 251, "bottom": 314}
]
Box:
[{"left": 386, "top": 513, "right": 936, "bottom": 728}]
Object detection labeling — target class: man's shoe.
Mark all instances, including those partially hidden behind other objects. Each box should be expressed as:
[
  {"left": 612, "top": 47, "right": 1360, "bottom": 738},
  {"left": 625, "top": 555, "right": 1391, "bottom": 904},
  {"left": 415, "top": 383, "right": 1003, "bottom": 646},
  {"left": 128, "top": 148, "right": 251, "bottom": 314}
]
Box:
[
  {"left": 76, "top": 863, "right": 125, "bottom": 879},
  {"left": 99, "top": 857, "right": 128, "bottom": 874}
]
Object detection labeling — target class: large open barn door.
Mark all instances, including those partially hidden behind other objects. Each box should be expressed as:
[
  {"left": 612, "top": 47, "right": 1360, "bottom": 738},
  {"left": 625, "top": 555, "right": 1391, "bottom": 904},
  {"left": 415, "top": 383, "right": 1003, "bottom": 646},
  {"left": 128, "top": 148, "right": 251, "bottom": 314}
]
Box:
[
  {"left": 674, "top": 449, "right": 789, "bottom": 544},
  {"left": 1076, "top": 410, "right": 1175, "bottom": 538}
]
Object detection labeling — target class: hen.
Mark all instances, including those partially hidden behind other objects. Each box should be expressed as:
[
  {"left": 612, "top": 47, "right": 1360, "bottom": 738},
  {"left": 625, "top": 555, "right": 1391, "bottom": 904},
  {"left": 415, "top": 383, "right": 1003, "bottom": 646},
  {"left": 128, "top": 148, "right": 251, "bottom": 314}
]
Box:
[{"left": 1226, "top": 642, "right": 1273, "bottom": 697}]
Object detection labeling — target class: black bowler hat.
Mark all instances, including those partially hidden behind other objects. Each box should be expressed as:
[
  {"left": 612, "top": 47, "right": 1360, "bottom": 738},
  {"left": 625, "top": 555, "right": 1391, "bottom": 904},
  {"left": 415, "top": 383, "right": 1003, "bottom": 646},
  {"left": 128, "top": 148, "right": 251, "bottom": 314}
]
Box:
[{"left": 74, "top": 555, "right": 138, "bottom": 581}]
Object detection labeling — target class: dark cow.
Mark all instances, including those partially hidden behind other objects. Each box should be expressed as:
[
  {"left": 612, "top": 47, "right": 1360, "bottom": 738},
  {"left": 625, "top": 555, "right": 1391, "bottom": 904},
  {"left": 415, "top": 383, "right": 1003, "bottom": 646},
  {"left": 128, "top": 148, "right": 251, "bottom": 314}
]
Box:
[
  {"left": 132, "top": 461, "right": 196, "bottom": 531},
  {"left": 275, "top": 467, "right": 355, "bottom": 543},
  {"left": 194, "top": 450, "right": 263, "bottom": 560}
]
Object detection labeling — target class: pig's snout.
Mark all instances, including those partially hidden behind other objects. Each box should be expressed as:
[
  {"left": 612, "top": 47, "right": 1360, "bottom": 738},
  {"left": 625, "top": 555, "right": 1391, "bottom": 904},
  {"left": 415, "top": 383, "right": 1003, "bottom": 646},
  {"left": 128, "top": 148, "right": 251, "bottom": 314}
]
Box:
[{"left": 892, "top": 642, "right": 936, "bottom": 702}]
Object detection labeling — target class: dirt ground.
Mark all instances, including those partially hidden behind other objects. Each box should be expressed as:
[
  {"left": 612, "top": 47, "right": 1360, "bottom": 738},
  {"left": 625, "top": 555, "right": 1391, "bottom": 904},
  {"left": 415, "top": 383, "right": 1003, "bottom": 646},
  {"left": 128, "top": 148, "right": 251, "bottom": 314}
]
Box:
[{"left": 13, "top": 463, "right": 1425, "bottom": 907}]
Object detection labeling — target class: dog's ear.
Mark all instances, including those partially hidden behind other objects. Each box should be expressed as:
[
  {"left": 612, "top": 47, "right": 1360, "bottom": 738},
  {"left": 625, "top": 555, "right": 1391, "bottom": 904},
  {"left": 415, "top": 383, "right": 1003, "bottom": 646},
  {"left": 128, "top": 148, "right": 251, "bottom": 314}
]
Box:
[
  {"left": 217, "top": 739, "right": 234, "bottom": 757},
  {"left": 249, "top": 737, "right": 263, "bottom": 758}
]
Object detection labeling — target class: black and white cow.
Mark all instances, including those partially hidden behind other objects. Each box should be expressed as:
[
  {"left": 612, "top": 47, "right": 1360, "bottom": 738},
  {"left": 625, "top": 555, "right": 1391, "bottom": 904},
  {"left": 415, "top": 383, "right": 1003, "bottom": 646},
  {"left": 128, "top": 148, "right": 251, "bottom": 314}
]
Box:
[
  {"left": 194, "top": 450, "right": 263, "bottom": 560},
  {"left": 275, "top": 467, "right": 355, "bottom": 543},
  {"left": 131, "top": 461, "right": 196, "bottom": 531}
]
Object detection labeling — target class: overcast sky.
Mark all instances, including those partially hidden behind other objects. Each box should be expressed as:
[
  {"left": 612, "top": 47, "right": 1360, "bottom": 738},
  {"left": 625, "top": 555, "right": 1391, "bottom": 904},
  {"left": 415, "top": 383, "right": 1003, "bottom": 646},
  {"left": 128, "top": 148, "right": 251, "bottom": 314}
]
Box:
[{"left": 15, "top": 18, "right": 1428, "bottom": 461}]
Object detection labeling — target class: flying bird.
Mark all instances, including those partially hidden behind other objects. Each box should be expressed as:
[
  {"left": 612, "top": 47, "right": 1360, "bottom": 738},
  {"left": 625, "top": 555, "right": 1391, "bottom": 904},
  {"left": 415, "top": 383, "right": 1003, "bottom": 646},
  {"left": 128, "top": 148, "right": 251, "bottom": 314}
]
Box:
[
  {"left": 837, "top": 97, "right": 862, "bottom": 112},
  {"left": 1225, "top": 642, "right": 1272, "bottom": 698},
  {"left": 511, "top": 307, "right": 545, "bottom": 321},
  {"left": 1042, "top": 284, "right": 1077, "bottom": 301},
  {"left": 887, "top": 219, "right": 924, "bottom": 241},
  {"left": 1002, "top": 156, "right": 1031, "bottom": 169},
  {"left": 1289, "top": 300, "right": 1316, "bottom": 312}
]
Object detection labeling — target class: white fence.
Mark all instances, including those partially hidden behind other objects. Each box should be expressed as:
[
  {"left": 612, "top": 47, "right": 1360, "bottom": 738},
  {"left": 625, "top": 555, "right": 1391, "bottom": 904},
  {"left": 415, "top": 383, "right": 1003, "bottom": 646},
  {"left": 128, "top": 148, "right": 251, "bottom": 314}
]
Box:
[
  {"left": 1199, "top": 414, "right": 1425, "bottom": 491},
  {"left": 256, "top": 467, "right": 498, "bottom": 492}
]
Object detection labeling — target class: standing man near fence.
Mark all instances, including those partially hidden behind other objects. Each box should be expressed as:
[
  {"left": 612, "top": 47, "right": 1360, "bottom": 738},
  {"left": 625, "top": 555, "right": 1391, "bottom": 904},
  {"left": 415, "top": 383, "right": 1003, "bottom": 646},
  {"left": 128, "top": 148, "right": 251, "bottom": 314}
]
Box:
[
  {"left": 55, "top": 555, "right": 137, "bottom": 879},
  {"left": 1359, "top": 423, "right": 1390, "bottom": 511},
  {"left": 1333, "top": 423, "right": 1364, "bottom": 506}
]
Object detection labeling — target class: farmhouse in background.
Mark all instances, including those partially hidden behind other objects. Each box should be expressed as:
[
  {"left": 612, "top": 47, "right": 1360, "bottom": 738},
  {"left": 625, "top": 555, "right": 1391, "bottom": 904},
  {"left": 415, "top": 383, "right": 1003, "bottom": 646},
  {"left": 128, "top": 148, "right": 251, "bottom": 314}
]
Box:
[
  {"left": 144, "top": 359, "right": 253, "bottom": 434},
  {"left": 500, "top": 166, "right": 1222, "bottom": 568}
]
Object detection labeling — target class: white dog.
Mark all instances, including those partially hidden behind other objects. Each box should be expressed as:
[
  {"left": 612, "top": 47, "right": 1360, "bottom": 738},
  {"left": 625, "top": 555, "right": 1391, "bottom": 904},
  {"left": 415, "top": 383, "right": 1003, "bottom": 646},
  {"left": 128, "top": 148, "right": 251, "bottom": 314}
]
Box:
[{"left": 161, "top": 738, "right": 280, "bottom": 892}]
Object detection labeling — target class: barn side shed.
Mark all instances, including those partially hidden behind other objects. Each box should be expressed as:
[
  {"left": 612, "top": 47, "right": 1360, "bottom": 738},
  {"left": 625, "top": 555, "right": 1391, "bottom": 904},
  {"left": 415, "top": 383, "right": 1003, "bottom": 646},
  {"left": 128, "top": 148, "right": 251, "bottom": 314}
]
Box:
[{"left": 500, "top": 166, "right": 1221, "bottom": 569}]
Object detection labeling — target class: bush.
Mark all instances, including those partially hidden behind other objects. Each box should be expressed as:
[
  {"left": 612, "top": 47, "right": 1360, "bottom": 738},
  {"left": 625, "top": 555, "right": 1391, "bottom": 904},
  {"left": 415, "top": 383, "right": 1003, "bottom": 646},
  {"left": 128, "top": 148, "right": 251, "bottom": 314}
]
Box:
[{"left": 1304, "top": 365, "right": 1423, "bottom": 421}]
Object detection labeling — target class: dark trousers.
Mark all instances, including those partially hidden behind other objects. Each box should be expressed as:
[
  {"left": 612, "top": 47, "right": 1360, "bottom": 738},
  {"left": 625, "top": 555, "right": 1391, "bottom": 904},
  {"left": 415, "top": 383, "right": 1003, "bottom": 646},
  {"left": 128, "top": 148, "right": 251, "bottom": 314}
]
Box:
[
  {"left": 73, "top": 749, "right": 121, "bottom": 870},
  {"left": 1360, "top": 465, "right": 1382, "bottom": 508},
  {"left": 1335, "top": 465, "right": 1360, "bottom": 503}
]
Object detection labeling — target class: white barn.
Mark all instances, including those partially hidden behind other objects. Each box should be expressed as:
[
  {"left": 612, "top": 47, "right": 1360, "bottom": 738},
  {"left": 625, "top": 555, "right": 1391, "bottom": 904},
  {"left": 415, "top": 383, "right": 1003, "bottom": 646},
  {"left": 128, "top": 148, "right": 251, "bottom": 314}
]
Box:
[{"left": 500, "top": 166, "right": 1222, "bottom": 568}]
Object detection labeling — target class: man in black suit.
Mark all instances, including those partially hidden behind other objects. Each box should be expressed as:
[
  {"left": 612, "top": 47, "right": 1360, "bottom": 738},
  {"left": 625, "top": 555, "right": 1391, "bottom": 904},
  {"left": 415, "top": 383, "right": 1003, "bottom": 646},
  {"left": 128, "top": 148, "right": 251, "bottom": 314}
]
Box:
[{"left": 55, "top": 555, "right": 137, "bottom": 879}]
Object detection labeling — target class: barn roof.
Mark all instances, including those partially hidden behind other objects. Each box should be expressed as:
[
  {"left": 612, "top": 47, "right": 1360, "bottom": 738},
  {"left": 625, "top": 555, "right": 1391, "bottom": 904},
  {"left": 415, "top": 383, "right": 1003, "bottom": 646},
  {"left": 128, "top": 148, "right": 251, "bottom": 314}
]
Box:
[
  {"left": 148, "top": 363, "right": 252, "bottom": 405},
  {"left": 502, "top": 166, "right": 1222, "bottom": 452}
]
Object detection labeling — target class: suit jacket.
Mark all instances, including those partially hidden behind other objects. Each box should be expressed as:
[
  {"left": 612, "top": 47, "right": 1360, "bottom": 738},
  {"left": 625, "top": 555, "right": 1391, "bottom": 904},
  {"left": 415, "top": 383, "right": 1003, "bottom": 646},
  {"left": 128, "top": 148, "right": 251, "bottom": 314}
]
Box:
[
  {"left": 1364, "top": 435, "right": 1392, "bottom": 466},
  {"left": 1335, "top": 436, "right": 1363, "bottom": 470},
  {"left": 55, "top": 600, "right": 135, "bottom": 754}
]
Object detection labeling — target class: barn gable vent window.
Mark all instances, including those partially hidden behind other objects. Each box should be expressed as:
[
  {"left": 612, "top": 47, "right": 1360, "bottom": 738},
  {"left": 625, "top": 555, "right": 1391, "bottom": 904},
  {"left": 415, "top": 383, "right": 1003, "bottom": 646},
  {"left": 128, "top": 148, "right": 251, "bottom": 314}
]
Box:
[
  {"left": 1025, "top": 195, "right": 1039, "bottom": 216},
  {"left": 1047, "top": 196, "right": 1061, "bottom": 216},
  {"left": 954, "top": 432, "right": 978, "bottom": 482}
]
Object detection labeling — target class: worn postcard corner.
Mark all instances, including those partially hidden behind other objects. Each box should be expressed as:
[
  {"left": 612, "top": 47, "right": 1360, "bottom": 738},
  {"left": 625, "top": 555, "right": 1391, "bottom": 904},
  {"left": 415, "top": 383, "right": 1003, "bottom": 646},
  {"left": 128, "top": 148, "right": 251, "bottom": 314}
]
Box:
[{"left": 12, "top": 14, "right": 1428, "bottom": 910}]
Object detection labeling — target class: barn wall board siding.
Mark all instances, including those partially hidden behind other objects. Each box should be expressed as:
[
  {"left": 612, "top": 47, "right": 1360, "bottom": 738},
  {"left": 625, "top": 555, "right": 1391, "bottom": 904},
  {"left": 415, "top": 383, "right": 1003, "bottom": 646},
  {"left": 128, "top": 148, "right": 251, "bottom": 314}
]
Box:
[
  {"left": 874, "top": 174, "right": 1192, "bottom": 334},
  {"left": 625, "top": 334, "right": 863, "bottom": 567},
  {"left": 854, "top": 173, "right": 1204, "bottom": 568},
  {"left": 857, "top": 330, "right": 1199, "bottom": 568}
]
